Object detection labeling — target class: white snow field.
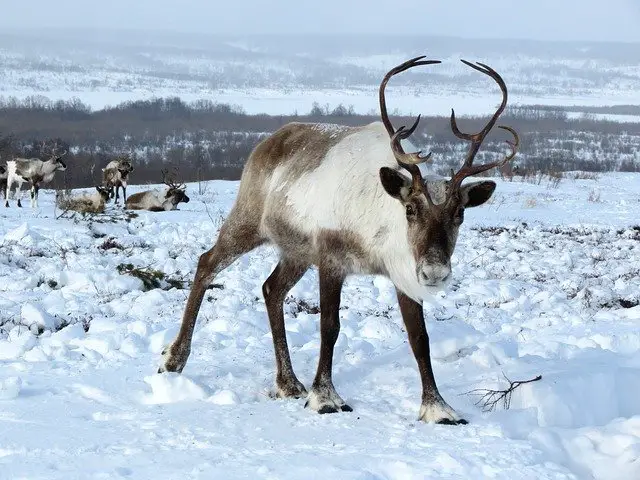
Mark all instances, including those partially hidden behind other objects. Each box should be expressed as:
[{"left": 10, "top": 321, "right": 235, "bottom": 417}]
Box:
[{"left": 0, "top": 173, "right": 639, "bottom": 479}]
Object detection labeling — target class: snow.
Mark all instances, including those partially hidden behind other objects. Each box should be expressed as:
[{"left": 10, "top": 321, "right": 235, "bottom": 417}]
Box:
[
  {"left": 3, "top": 87, "right": 640, "bottom": 118},
  {"left": 0, "top": 174, "right": 639, "bottom": 479}
]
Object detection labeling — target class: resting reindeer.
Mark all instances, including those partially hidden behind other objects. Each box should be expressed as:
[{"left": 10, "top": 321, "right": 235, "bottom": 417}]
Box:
[
  {"left": 57, "top": 186, "right": 111, "bottom": 214},
  {"left": 102, "top": 157, "right": 134, "bottom": 204},
  {"left": 5, "top": 145, "right": 67, "bottom": 208},
  {"left": 159, "top": 57, "right": 519, "bottom": 425},
  {"left": 125, "top": 170, "right": 190, "bottom": 211}
]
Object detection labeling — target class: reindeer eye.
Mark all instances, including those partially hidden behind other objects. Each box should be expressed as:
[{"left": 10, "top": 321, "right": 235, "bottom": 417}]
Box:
[{"left": 405, "top": 204, "right": 416, "bottom": 217}]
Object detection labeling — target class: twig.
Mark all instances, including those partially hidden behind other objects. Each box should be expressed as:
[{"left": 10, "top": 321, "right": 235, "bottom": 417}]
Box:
[{"left": 463, "top": 373, "right": 542, "bottom": 412}]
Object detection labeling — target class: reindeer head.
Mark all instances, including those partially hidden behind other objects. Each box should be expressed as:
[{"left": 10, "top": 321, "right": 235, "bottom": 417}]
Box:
[
  {"left": 95, "top": 185, "right": 110, "bottom": 201},
  {"left": 117, "top": 156, "right": 134, "bottom": 177},
  {"left": 378, "top": 57, "right": 519, "bottom": 287},
  {"left": 161, "top": 169, "right": 190, "bottom": 206},
  {"left": 47, "top": 142, "right": 68, "bottom": 171}
]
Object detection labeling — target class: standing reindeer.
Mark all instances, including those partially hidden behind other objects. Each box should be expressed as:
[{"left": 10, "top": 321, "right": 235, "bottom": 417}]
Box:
[
  {"left": 0, "top": 164, "right": 7, "bottom": 199},
  {"left": 102, "top": 156, "right": 134, "bottom": 204},
  {"left": 159, "top": 57, "right": 519, "bottom": 424},
  {"left": 5, "top": 144, "right": 67, "bottom": 208},
  {"left": 125, "top": 169, "right": 190, "bottom": 211}
]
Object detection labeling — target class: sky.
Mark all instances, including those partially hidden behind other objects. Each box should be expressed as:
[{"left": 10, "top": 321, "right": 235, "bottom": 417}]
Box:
[{"left": 0, "top": 0, "right": 639, "bottom": 43}]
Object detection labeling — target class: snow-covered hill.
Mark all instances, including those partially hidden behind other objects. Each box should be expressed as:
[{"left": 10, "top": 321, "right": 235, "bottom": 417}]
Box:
[
  {"left": 0, "top": 173, "right": 639, "bottom": 479},
  {"left": 1, "top": 30, "right": 639, "bottom": 114}
]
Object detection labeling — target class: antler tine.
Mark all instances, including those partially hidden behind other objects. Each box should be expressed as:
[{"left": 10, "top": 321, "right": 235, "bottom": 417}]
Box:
[
  {"left": 449, "top": 125, "right": 520, "bottom": 186},
  {"left": 496, "top": 125, "right": 520, "bottom": 164},
  {"left": 449, "top": 60, "right": 513, "bottom": 189},
  {"left": 390, "top": 125, "right": 435, "bottom": 206},
  {"left": 390, "top": 122, "right": 432, "bottom": 166},
  {"left": 161, "top": 168, "right": 171, "bottom": 186}
]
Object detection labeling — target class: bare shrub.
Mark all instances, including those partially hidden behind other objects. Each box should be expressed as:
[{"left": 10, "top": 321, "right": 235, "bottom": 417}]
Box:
[{"left": 572, "top": 171, "right": 600, "bottom": 181}]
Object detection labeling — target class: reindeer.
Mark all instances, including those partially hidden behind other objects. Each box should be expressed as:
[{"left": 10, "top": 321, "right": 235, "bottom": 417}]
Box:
[
  {"left": 158, "top": 57, "right": 519, "bottom": 425},
  {"left": 0, "top": 164, "right": 7, "bottom": 199},
  {"left": 5, "top": 144, "right": 67, "bottom": 208},
  {"left": 57, "top": 186, "right": 111, "bottom": 214},
  {"left": 102, "top": 156, "right": 134, "bottom": 204},
  {"left": 125, "top": 170, "right": 190, "bottom": 211}
]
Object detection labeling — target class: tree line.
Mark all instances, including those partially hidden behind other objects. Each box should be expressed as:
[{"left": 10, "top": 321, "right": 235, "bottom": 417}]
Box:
[{"left": 0, "top": 96, "right": 638, "bottom": 190}]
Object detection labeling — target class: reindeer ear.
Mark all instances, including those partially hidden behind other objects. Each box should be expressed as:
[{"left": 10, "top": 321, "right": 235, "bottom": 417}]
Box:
[
  {"left": 379, "top": 167, "right": 411, "bottom": 201},
  {"left": 461, "top": 181, "right": 496, "bottom": 208}
]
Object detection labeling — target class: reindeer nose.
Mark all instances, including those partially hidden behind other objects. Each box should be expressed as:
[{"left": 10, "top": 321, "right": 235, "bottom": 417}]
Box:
[{"left": 418, "top": 263, "right": 451, "bottom": 286}]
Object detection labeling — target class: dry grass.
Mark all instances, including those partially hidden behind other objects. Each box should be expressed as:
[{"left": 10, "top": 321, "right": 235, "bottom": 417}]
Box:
[{"left": 571, "top": 171, "right": 601, "bottom": 181}]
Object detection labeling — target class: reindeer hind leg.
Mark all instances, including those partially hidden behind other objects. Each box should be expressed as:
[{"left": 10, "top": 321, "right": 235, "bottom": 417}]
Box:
[{"left": 159, "top": 213, "right": 265, "bottom": 373}]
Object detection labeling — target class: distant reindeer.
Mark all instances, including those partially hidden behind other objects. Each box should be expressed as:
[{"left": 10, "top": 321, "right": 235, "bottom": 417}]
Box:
[
  {"left": 159, "top": 57, "right": 519, "bottom": 425},
  {"left": 0, "top": 164, "right": 7, "bottom": 199},
  {"left": 57, "top": 186, "right": 111, "bottom": 214},
  {"left": 125, "top": 169, "right": 190, "bottom": 211},
  {"left": 5, "top": 143, "right": 67, "bottom": 208},
  {"left": 102, "top": 156, "right": 134, "bottom": 204}
]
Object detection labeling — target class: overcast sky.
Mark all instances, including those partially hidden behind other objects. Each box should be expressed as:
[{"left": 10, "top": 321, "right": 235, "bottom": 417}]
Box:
[{"left": 1, "top": 0, "right": 639, "bottom": 43}]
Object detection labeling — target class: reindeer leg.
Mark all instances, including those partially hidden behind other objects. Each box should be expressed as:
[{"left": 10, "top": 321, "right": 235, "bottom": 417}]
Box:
[
  {"left": 114, "top": 185, "right": 120, "bottom": 205},
  {"left": 305, "top": 266, "right": 351, "bottom": 414},
  {"left": 32, "top": 185, "right": 39, "bottom": 208},
  {"left": 396, "top": 290, "right": 467, "bottom": 425},
  {"left": 4, "top": 182, "right": 9, "bottom": 207},
  {"left": 159, "top": 217, "right": 264, "bottom": 373},
  {"left": 262, "top": 257, "right": 309, "bottom": 399},
  {"left": 122, "top": 185, "right": 127, "bottom": 203},
  {"left": 16, "top": 183, "right": 22, "bottom": 208}
]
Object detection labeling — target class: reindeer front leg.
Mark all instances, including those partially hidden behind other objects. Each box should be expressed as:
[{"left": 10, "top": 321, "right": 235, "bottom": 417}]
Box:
[
  {"left": 305, "top": 266, "right": 352, "bottom": 414},
  {"left": 396, "top": 290, "right": 467, "bottom": 425},
  {"left": 30, "top": 184, "right": 39, "bottom": 208},
  {"left": 15, "top": 182, "right": 23, "bottom": 208}
]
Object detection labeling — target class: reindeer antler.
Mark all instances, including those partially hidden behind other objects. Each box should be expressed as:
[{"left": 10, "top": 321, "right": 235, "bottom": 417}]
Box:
[
  {"left": 161, "top": 168, "right": 185, "bottom": 190},
  {"left": 49, "top": 140, "right": 67, "bottom": 159},
  {"left": 448, "top": 60, "right": 519, "bottom": 193},
  {"left": 379, "top": 56, "right": 441, "bottom": 205}
]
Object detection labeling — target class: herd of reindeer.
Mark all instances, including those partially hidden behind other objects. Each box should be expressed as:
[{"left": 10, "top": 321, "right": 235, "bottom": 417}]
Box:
[{"left": 0, "top": 147, "right": 190, "bottom": 213}]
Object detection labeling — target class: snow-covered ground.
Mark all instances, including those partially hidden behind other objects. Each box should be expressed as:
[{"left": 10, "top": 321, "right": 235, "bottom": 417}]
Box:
[{"left": 0, "top": 173, "right": 639, "bottom": 479}]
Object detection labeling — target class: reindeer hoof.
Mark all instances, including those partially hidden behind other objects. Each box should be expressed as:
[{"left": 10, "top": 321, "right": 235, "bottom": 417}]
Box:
[
  {"left": 158, "top": 344, "right": 189, "bottom": 373},
  {"left": 276, "top": 378, "right": 308, "bottom": 399},
  {"left": 305, "top": 388, "right": 351, "bottom": 414},
  {"left": 436, "top": 417, "right": 468, "bottom": 425},
  {"left": 418, "top": 399, "right": 467, "bottom": 425}
]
